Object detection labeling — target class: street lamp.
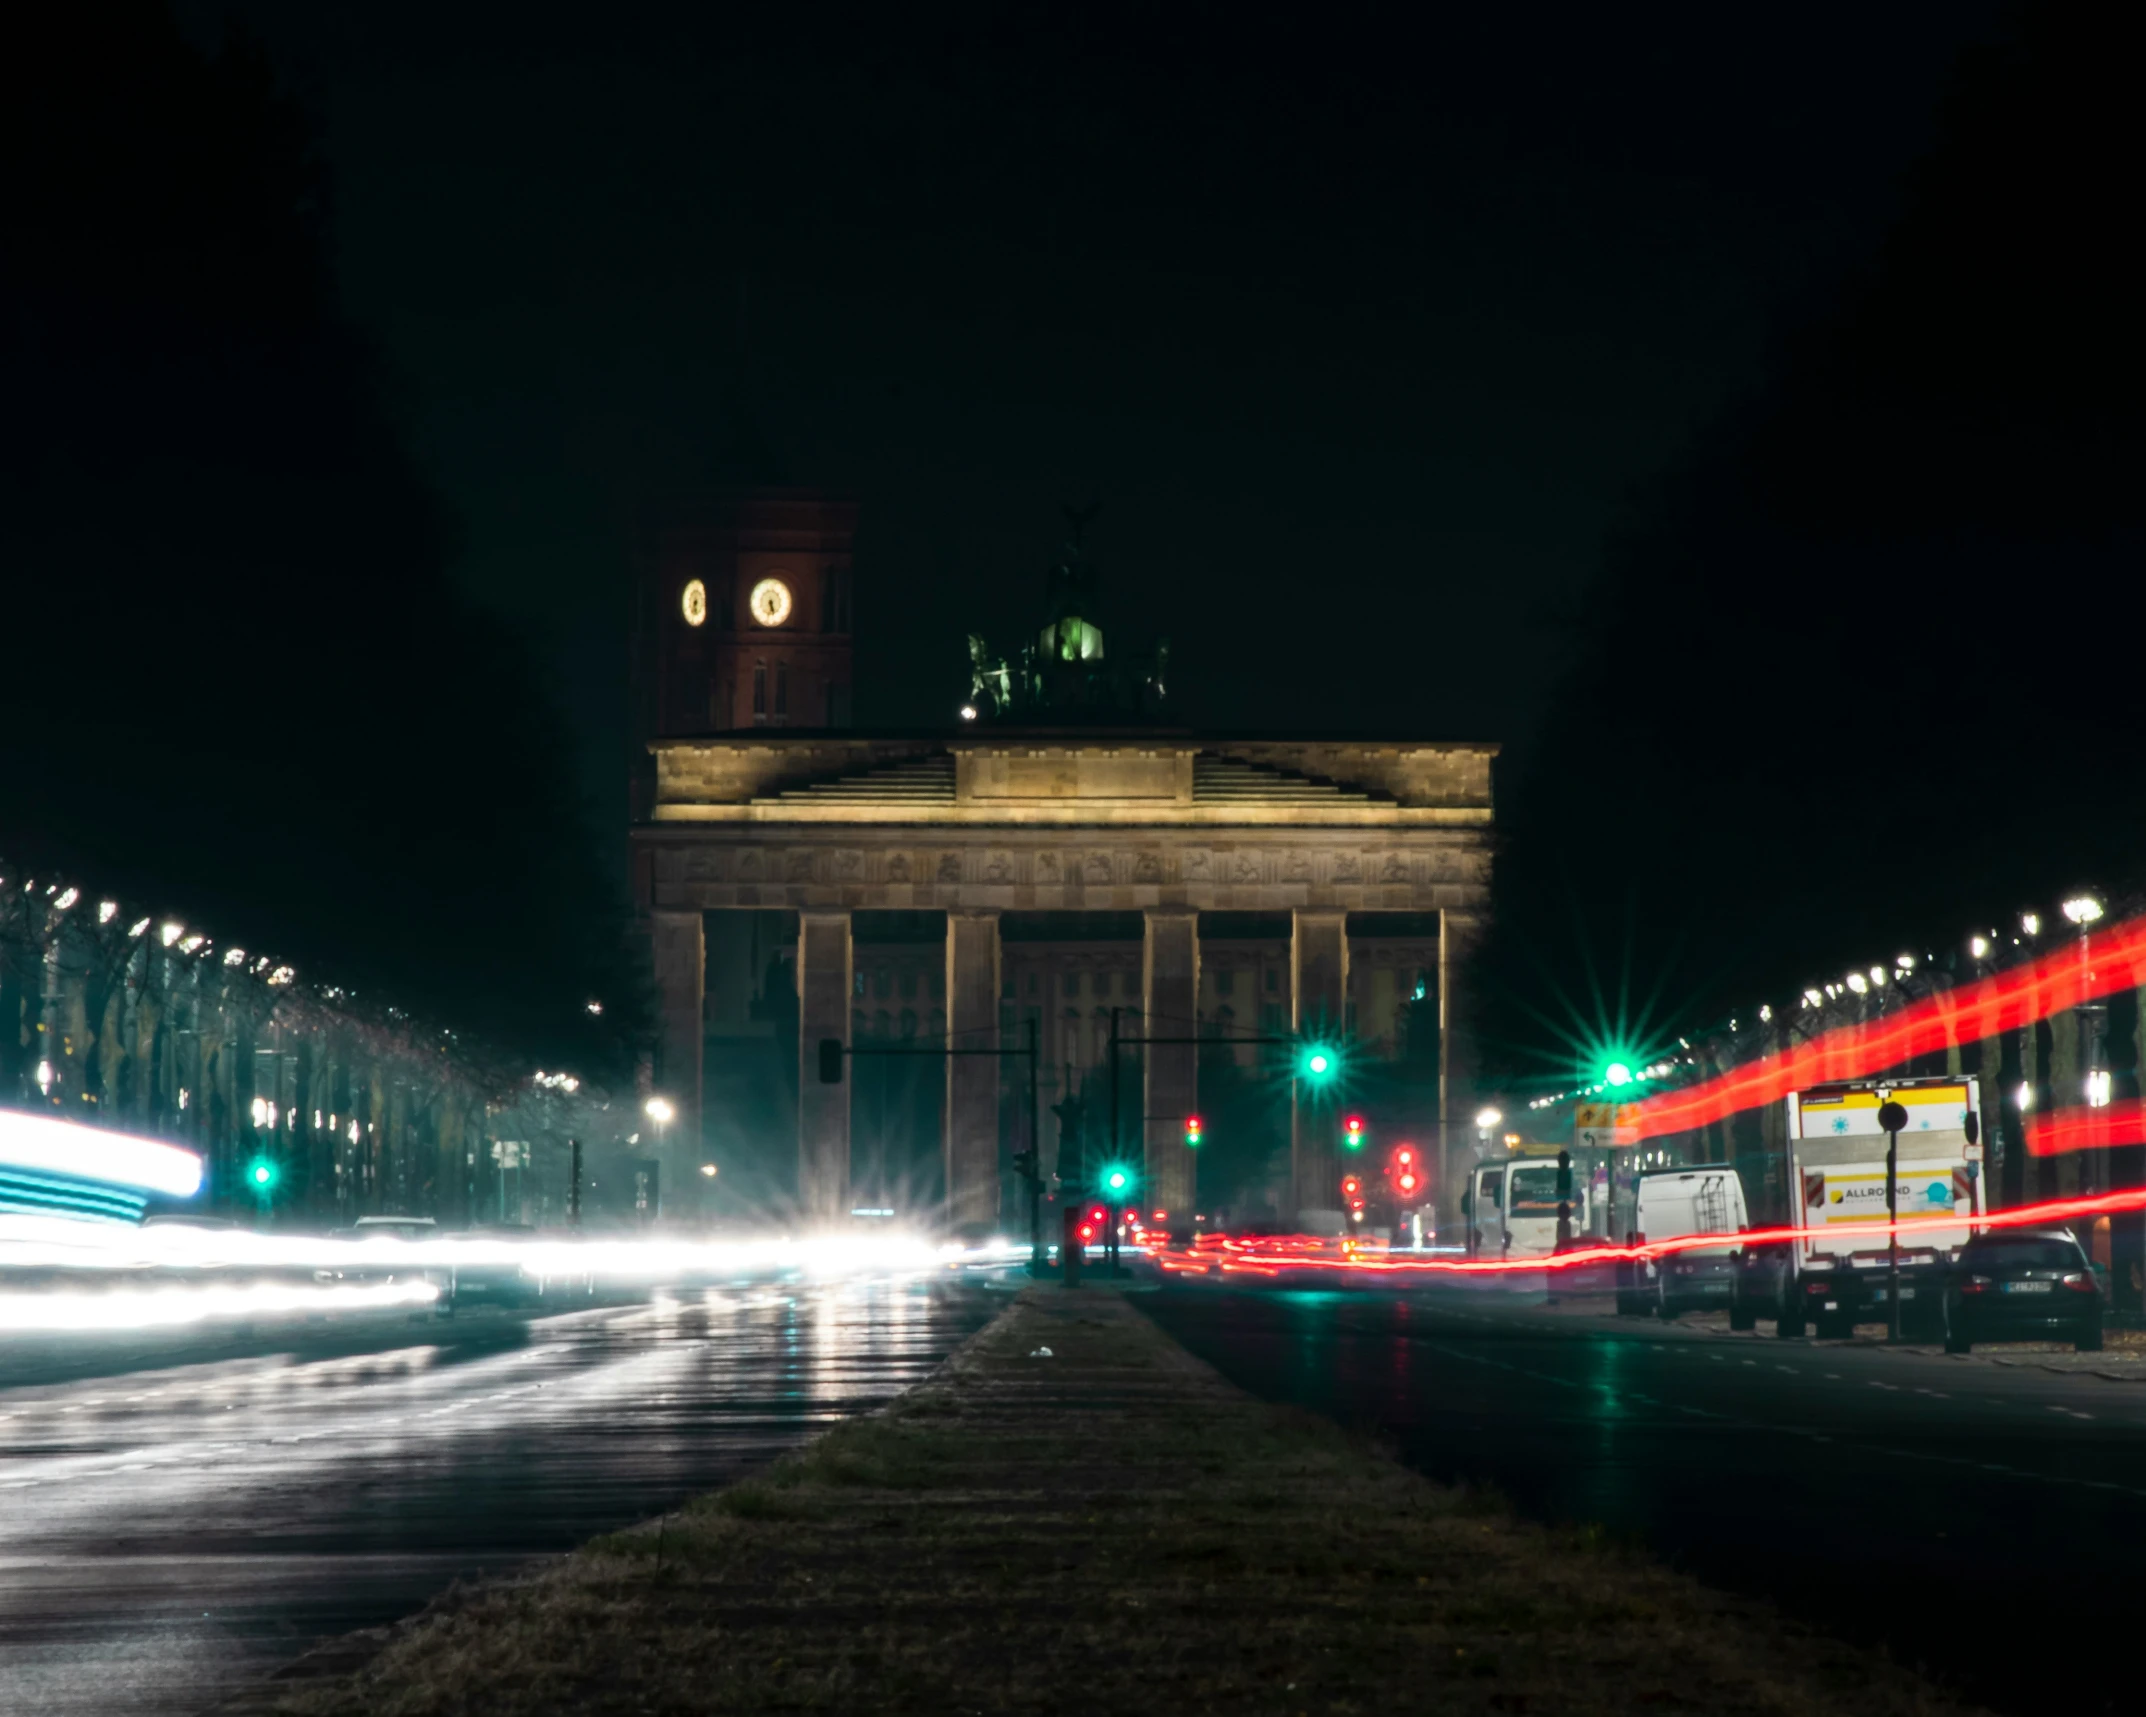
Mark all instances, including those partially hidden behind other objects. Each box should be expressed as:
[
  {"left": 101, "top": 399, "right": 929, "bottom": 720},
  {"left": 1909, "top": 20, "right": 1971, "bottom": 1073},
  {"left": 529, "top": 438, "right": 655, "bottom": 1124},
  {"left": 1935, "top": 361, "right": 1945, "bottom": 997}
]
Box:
[{"left": 643, "top": 1097, "right": 675, "bottom": 1217}]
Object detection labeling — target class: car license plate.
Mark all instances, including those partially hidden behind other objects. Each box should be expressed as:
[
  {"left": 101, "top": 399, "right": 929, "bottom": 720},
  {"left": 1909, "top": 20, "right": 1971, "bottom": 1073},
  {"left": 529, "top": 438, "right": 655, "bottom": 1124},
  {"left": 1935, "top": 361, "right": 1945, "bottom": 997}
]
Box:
[
  {"left": 2003, "top": 1281, "right": 2054, "bottom": 1294},
  {"left": 1870, "top": 1288, "right": 1916, "bottom": 1302}
]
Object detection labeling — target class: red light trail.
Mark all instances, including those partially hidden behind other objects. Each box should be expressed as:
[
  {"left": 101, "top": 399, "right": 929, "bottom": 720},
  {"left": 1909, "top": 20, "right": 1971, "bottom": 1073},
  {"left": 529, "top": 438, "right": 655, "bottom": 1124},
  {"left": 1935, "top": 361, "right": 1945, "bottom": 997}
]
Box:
[
  {"left": 2025, "top": 1097, "right": 2146, "bottom": 1157},
  {"left": 1154, "top": 1183, "right": 2146, "bottom": 1280},
  {"left": 1620, "top": 914, "right": 2146, "bottom": 1141}
]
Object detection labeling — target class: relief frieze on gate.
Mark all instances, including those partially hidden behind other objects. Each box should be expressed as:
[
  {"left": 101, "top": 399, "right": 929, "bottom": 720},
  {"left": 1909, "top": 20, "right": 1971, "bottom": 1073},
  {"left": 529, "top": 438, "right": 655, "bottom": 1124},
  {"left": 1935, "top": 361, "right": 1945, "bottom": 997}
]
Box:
[{"left": 648, "top": 832, "right": 1484, "bottom": 912}]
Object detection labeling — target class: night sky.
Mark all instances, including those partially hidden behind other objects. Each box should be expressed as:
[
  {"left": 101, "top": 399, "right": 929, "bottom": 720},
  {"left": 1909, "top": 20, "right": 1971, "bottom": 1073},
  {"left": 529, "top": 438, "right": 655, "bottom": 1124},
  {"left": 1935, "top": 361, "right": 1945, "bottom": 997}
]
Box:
[
  {"left": 175, "top": 1, "right": 2004, "bottom": 811},
  {"left": 12, "top": 4, "right": 2129, "bottom": 1083}
]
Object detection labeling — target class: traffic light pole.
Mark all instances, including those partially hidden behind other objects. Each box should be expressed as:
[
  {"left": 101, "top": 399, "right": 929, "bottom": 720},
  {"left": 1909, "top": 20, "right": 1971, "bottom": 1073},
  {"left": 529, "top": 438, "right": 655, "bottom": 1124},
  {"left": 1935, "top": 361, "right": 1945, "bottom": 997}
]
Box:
[
  {"left": 837, "top": 1035, "right": 1045, "bottom": 1269},
  {"left": 1102, "top": 1011, "right": 1322, "bottom": 1262}
]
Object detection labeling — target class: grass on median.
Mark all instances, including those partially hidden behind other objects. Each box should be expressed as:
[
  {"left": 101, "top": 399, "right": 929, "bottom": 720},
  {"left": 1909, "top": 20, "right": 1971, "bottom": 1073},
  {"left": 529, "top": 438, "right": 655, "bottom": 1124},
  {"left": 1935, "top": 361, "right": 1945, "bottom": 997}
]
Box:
[{"left": 271, "top": 1289, "right": 1986, "bottom": 1717}]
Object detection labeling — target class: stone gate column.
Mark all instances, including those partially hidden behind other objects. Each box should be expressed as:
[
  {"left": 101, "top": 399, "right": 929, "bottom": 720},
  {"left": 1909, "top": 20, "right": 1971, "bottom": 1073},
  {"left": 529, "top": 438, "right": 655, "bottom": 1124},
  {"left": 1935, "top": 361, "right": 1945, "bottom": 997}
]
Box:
[
  {"left": 1439, "top": 911, "right": 1484, "bottom": 1231},
  {"left": 649, "top": 909, "right": 705, "bottom": 1216},
  {"left": 797, "top": 910, "right": 853, "bottom": 1223},
  {"left": 944, "top": 910, "right": 1002, "bottom": 1234},
  {"left": 1290, "top": 908, "right": 1349, "bottom": 1221},
  {"left": 1142, "top": 909, "right": 1200, "bottom": 1221}
]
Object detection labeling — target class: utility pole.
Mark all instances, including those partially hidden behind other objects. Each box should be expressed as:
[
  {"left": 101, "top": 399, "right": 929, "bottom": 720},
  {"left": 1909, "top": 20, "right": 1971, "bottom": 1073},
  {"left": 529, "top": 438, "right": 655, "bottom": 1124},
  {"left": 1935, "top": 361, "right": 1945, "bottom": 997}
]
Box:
[
  {"left": 1878, "top": 1095, "right": 1908, "bottom": 1341},
  {"left": 568, "top": 1138, "right": 582, "bottom": 1228},
  {"left": 1106, "top": 1006, "right": 1120, "bottom": 1203},
  {"left": 1026, "top": 1014, "right": 1043, "bottom": 1274}
]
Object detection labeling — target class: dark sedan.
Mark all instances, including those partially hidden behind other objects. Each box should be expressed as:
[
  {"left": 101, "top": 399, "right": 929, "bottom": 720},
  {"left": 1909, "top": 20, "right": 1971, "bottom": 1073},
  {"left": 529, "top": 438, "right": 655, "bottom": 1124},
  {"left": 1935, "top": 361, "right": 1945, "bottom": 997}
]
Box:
[{"left": 1943, "top": 1229, "right": 2105, "bottom": 1353}]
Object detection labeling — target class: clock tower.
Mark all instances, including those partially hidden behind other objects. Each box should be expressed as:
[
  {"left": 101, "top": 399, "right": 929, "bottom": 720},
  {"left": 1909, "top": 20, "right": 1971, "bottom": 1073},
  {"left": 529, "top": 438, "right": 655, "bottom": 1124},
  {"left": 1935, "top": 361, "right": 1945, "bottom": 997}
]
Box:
[{"left": 636, "top": 487, "right": 855, "bottom": 732}]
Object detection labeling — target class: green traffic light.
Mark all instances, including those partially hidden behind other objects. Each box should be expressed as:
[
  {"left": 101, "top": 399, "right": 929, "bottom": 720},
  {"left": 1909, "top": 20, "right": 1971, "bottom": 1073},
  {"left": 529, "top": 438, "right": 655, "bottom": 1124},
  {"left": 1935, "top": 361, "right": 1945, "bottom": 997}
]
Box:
[
  {"left": 1104, "top": 1167, "right": 1130, "bottom": 1193},
  {"left": 1299, "top": 1044, "right": 1338, "bottom": 1081},
  {"left": 1603, "top": 1062, "right": 1634, "bottom": 1088},
  {"left": 248, "top": 1158, "right": 277, "bottom": 1190}
]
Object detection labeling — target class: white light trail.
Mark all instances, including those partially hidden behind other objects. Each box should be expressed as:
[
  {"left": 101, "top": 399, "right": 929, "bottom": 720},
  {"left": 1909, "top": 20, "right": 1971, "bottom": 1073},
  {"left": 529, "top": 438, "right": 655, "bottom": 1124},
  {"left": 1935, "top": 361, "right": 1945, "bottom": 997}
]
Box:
[
  {"left": 0, "top": 1211, "right": 1015, "bottom": 1286},
  {"left": 0, "top": 1278, "right": 439, "bottom": 1333},
  {"left": 0, "top": 1111, "right": 204, "bottom": 1197}
]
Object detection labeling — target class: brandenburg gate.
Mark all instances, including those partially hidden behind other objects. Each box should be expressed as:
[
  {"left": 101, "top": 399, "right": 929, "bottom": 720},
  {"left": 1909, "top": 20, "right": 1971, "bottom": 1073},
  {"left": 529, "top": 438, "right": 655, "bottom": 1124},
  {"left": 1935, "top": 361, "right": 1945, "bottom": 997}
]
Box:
[{"left": 631, "top": 736, "right": 1493, "bottom": 1229}]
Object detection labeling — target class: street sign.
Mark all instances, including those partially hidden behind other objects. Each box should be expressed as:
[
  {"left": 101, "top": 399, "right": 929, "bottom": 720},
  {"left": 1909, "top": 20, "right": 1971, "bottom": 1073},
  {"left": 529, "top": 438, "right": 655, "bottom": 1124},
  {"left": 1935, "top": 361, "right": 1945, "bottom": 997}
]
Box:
[
  {"left": 1577, "top": 1125, "right": 1639, "bottom": 1150},
  {"left": 1574, "top": 1103, "right": 1618, "bottom": 1129}
]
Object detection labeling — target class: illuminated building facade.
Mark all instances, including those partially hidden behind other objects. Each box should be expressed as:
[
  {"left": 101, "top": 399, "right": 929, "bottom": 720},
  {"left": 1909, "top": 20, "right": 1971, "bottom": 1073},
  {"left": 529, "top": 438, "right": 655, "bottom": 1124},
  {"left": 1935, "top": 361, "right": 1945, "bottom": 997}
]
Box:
[
  {"left": 631, "top": 506, "right": 1493, "bottom": 1232},
  {"left": 631, "top": 491, "right": 855, "bottom": 819}
]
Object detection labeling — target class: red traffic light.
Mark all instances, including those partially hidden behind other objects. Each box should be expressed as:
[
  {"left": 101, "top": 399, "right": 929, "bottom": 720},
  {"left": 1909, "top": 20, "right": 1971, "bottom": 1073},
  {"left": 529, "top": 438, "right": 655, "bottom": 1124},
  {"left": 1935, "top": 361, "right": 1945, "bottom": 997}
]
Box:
[
  {"left": 1398, "top": 1172, "right": 1417, "bottom": 1192},
  {"left": 1340, "top": 1174, "right": 1363, "bottom": 1199},
  {"left": 1088, "top": 1205, "right": 1107, "bottom": 1225},
  {"left": 1396, "top": 1146, "right": 1413, "bottom": 1166}
]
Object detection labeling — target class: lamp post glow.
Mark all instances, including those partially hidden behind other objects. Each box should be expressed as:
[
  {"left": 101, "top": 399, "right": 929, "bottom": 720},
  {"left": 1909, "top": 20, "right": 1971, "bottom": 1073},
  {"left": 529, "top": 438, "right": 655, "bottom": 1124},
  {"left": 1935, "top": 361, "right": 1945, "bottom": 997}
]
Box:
[{"left": 643, "top": 1096, "right": 675, "bottom": 1219}]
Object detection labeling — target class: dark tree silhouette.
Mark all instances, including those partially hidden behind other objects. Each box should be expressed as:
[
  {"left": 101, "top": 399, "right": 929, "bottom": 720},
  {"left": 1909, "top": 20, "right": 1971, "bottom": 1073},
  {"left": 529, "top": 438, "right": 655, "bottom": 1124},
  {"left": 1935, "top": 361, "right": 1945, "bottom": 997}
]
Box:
[
  {"left": 1, "top": 5, "right": 644, "bottom": 1072},
  {"left": 1483, "top": 1, "right": 2143, "bottom": 1086}
]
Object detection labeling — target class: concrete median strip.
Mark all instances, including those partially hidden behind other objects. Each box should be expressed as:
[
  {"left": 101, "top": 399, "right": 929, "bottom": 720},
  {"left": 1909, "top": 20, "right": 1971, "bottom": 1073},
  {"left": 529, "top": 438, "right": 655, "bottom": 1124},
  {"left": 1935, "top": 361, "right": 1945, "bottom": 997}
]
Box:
[{"left": 245, "top": 1288, "right": 1988, "bottom": 1716}]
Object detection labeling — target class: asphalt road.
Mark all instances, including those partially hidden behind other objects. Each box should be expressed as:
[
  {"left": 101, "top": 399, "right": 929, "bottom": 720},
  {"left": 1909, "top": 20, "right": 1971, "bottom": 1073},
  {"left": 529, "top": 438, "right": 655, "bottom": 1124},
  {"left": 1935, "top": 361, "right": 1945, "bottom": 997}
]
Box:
[
  {"left": 0, "top": 1280, "right": 994, "bottom": 1716},
  {"left": 1147, "top": 1286, "right": 2146, "bottom": 1717}
]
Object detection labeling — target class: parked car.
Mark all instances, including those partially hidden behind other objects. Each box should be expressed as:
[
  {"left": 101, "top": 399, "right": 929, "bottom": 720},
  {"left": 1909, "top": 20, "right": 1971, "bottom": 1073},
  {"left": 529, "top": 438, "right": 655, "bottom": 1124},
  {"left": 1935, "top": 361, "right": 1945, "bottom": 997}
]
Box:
[{"left": 1942, "top": 1228, "right": 2105, "bottom": 1353}]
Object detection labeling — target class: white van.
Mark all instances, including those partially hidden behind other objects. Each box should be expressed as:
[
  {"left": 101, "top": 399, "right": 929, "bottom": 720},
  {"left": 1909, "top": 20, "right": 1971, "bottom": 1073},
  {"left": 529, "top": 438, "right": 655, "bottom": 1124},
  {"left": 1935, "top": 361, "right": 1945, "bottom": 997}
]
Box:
[
  {"left": 1500, "top": 1157, "right": 1589, "bottom": 1259},
  {"left": 1619, "top": 1166, "right": 1749, "bottom": 1317},
  {"left": 1463, "top": 1161, "right": 1507, "bottom": 1257}
]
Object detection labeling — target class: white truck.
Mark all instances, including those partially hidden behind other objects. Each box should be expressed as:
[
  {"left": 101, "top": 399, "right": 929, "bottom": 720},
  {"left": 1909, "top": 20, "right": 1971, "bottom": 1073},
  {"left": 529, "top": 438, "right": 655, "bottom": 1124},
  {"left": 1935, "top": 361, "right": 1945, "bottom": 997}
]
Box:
[
  {"left": 1780, "top": 1074, "right": 1985, "bottom": 1339},
  {"left": 1501, "top": 1154, "right": 1590, "bottom": 1258},
  {"left": 1464, "top": 1152, "right": 1589, "bottom": 1259}
]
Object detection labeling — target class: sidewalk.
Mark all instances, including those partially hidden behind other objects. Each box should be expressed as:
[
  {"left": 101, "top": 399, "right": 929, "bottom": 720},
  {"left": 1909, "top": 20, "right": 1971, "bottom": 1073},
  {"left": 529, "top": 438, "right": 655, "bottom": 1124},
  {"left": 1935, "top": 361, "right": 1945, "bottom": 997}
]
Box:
[
  {"left": 1541, "top": 1291, "right": 2146, "bottom": 1379},
  {"left": 257, "top": 1288, "right": 1989, "bottom": 1716}
]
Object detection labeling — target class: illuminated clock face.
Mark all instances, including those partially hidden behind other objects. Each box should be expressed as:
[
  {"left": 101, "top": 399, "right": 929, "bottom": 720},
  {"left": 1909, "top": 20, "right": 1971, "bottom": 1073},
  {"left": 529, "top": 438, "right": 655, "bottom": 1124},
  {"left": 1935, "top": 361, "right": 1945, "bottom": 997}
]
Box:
[
  {"left": 748, "top": 577, "right": 793, "bottom": 627},
  {"left": 680, "top": 578, "right": 707, "bottom": 627}
]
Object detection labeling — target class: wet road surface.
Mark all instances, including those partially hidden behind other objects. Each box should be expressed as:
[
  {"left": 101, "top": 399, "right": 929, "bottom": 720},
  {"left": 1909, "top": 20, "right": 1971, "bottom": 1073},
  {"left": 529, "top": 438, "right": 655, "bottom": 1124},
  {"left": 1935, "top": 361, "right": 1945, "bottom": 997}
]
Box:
[
  {"left": 0, "top": 1280, "right": 994, "bottom": 1716},
  {"left": 1147, "top": 1286, "right": 2145, "bottom": 1716}
]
